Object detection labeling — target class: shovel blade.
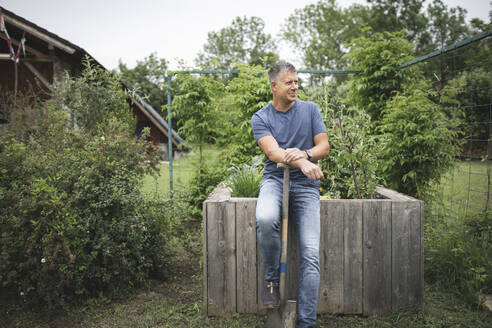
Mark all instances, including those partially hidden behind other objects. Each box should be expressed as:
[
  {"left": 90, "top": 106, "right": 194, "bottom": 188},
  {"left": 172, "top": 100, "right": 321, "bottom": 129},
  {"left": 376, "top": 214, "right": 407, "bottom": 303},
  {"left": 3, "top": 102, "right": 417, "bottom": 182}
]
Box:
[
  {"left": 266, "top": 308, "right": 281, "bottom": 328},
  {"left": 282, "top": 300, "right": 297, "bottom": 328}
]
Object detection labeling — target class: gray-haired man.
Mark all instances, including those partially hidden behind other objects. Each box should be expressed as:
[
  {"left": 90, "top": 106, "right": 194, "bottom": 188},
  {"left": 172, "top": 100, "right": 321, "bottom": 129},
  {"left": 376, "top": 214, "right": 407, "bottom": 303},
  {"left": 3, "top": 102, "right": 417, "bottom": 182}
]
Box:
[{"left": 251, "top": 62, "right": 330, "bottom": 328}]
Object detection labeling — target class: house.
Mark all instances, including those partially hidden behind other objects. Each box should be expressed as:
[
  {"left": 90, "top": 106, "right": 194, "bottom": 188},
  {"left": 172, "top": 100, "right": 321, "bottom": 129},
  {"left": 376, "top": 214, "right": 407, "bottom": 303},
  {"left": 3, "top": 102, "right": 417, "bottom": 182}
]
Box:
[{"left": 0, "top": 6, "right": 187, "bottom": 160}]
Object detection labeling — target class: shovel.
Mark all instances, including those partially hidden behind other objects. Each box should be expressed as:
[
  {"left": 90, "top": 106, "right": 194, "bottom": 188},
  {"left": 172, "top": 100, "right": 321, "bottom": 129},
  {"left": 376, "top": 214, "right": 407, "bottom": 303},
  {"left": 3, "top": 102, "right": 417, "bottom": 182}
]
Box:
[{"left": 266, "top": 163, "right": 296, "bottom": 328}]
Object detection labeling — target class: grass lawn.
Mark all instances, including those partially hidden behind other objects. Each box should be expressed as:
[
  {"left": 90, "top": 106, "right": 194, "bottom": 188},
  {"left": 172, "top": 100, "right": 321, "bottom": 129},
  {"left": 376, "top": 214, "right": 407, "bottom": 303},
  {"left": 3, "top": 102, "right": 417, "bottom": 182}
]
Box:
[
  {"left": 4, "top": 224, "right": 491, "bottom": 327},
  {"left": 436, "top": 160, "right": 490, "bottom": 220},
  {"left": 141, "top": 144, "right": 221, "bottom": 197}
]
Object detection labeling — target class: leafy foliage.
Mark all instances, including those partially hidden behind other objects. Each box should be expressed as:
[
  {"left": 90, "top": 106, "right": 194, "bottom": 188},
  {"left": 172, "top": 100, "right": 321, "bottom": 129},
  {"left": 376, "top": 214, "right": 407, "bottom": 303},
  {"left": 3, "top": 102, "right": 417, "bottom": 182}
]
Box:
[
  {"left": 216, "top": 64, "right": 271, "bottom": 168},
  {"left": 281, "top": 0, "right": 365, "bottom": 70},
  {"left": 227, "top": 156, "right": 263, "bottom": 198},
  {"left": 169, "top": 74, "right": 224, "bottom": 162},
  {"left": 185, "top": 163, "right": 226, "bottom": 219},
  {"left": 345, "top": 31, "right": 415, "bottom": 124},
  {"left": 195, "top": 16, "right": 278, "bottom": 70},
  {"left": 117, "top": 53, "right": 168, "bottom": 115},
  {"left": 426, "top": 0, "right": 470, "bottom": 51},
  {"left": 378, "top": 81, "right": 460, "bottom": 198},
  {"left": 0, "top": 61, "right": 174, "bottom": 309},
  {"left": 54, "top": 57, "right": 136, "bottom": 135},
  {"left": 314, "top": 84, "right": 381, "bottom": 199},
  {"left": 280, "top": 0, "right": 476, "bottom": 70}
]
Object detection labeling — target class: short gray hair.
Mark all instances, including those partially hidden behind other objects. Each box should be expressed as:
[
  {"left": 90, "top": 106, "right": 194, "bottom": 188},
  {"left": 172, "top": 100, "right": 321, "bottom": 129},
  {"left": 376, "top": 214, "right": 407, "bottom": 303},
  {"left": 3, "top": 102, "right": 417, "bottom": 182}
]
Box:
[{"left": 267, "top": 62, "right": 296, "bottom": 84}]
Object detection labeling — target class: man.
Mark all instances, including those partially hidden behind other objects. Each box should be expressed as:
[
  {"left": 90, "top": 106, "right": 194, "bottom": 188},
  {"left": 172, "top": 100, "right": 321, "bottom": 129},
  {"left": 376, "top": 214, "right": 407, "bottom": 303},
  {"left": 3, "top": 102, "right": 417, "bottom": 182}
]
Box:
[{"left": 251, "top": 62, "right": 330, "bottom": 328}]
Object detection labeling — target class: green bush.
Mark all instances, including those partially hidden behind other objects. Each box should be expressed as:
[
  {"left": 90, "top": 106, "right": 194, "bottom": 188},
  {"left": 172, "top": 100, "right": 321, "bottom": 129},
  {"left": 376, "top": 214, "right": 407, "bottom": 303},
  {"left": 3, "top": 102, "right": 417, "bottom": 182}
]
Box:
[
  {"left": 0, "top": 61, "right": 174, "bottom": 309},
  {"left": 313, "top": 83, "right": 381, "bottom": 199},
  {"left": 378, "top": 82, "right": 459, "bottom": 199},
  {"left": 186, "top": 162, "right": 226, "bottom": 219},
  {"left": 227, "top": 156, "right": 263, "bottom": 198}
]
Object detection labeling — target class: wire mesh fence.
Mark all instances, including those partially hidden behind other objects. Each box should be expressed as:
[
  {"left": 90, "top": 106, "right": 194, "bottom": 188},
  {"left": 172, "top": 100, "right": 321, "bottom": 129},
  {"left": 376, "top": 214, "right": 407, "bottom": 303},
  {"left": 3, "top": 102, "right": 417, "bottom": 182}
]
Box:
[{"left": 403, "top": 32, "right": 492, "bottom": 221}]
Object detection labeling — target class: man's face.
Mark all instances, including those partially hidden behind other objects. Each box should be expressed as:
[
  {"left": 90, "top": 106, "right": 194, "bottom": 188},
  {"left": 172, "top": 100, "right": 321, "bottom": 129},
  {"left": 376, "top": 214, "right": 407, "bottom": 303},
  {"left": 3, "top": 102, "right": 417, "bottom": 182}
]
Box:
[{"left": 272, "top": 71, "right": 298, "bottom": 104}]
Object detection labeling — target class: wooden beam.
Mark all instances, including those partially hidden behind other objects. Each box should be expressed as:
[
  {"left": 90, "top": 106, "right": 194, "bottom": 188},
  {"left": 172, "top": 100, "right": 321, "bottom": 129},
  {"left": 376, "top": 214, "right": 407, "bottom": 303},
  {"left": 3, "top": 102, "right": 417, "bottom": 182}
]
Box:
[
  {"left": 0, "top": 33, "right": 47, "bottom": 58},
  {"left": 376, "top": 186, "right": 417, "bottom": 201},
  {"left": 2, "top": 14, "right": 76, "bottom": 54},
  {"left": 20, "top": 56, "right": 53, "bottom": 62},
  {"left": 22, "top": 61, "right": 52, "bottom": 90},
  {"left": 0, "top": 53, "right": 51, "bottom": 62}
]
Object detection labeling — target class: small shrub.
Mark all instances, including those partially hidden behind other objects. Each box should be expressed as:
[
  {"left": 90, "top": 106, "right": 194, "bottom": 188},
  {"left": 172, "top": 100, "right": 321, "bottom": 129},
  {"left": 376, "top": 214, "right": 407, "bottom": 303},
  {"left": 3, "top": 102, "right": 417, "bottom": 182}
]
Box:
[
  {"left": 186, "top": 162, "right": 226, "bottom": 219},
  {"left": 314, "top": 83, "right": 381, "bottom": 199},
  {"left": 227, "top": 156, "right": 263, "bottom": 198}
]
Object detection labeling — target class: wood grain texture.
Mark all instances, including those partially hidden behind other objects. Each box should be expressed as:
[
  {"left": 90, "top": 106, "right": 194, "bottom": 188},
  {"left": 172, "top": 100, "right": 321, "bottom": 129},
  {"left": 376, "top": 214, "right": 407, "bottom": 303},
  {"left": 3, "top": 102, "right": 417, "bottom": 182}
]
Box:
[
  {"left": 206, "top": 201, "right": 236, "bottom": 316},
  {"left": 343, "top": 200, "right": 363, "bottom": 314},
  {"left": 391, "top": 201, "right": 423, "bottom": 311},
  {"left": 318, "top": 201, "right": 344, "bottom": 313},
  {"left": 236, "top": 199, "right": 258, "bottom": 313},
  {"left": 363, "top": 200, "right": 392, "bottom": 316},
  {"left": 204, "top": 190, "right": 424, "bottom": 317}
]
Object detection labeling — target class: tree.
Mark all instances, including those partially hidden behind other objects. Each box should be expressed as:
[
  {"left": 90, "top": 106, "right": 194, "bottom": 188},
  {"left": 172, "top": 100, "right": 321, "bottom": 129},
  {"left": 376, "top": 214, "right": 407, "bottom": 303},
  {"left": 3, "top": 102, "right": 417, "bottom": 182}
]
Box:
[
  {"left": 117, "top": 53, "right": 168, "bottom": 114},
  {"left": 216, "top": 64, "right": 271, "bottom": 168},
  {"left": 169, "top": 74, "right": 223, "bottom": 163},
  {"left": 56, "top": 57, "right": 136, "bottom": 135},
  {"left": 365, "top": 0, "right": 430, "bottom": 53},
  {"left": 345, "top": 31, "right": 415, "bottom": 124},
  {"left": 345, "top": 31, "right": 459, "bottom": 198},
  {"left": 281, "top": 0, "right": 476, "bottom": 71},
  {"left": 195, "top": 16, "right": 278, "bottom": 70},
  {"left": 425, "top": 0, "right": 469, "bottom": 51},
  {"left": 281, "top": 0, "right": 366, "bottom": 70}
]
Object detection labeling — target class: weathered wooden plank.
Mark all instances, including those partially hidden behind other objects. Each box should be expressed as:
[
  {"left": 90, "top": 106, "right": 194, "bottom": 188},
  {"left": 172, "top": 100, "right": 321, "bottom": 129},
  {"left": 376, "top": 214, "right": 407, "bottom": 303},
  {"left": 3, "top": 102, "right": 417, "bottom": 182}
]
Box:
[
  {"left": 236, "top": 199, "right": 258, "bottom": 313},
  {"left": 206, "top": 183, "right": 232, "bottom": 202},
  {"left": 343, "top": 200, "right": 363, "bottom": 314},
  {"left": 363, "top": 200, "right": 392, "bottom": 316},
  {"left": 391, "top": 201, "right": 422, "bottom": 311},
  {"left": 391, "top": 201, "right": 410, "bottom": 311},
  {"left": 376, "top": 186, "right": 417, "bottom": 201},
  {"left": 203, "top": 201, "right": 208, "bottom": 316},
  {"left": 257, "top": 240, "right": 267, "bottom": 315},
  {"left": 408, "top": 201, "right": 422, "bottom": 311},
  {"left": 206, "top": 201, "right": 236, "bottom": 316},
  {"left": 318, "top": 200, "right": 344, "bottom": 313}
]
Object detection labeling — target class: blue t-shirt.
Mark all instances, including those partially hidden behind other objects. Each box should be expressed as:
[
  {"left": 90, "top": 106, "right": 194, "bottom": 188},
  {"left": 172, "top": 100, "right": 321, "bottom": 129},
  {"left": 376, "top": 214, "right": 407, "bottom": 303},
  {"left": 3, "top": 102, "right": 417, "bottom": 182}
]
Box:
[{"left": 251, "top": 100, "right": 327, "bottom": 182}]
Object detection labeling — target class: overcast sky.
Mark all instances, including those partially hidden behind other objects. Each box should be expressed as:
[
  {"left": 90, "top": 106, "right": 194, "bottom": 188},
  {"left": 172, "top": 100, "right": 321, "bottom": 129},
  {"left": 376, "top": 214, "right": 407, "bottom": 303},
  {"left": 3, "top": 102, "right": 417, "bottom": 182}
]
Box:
[{"left": 1, "top": 0, "right": 490, "bottom": 70}]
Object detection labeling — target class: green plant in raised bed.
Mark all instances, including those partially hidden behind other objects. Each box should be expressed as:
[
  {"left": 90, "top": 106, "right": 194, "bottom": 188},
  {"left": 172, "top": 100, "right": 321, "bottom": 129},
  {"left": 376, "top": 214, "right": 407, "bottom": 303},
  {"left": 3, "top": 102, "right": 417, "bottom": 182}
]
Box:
[{"left": 227, "top": 156, "right": 263, "bottom": 198}]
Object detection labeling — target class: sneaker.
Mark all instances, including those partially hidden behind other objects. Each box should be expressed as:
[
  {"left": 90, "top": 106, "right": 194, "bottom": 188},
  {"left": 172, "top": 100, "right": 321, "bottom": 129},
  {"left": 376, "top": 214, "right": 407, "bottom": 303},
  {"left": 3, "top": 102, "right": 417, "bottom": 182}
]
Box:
[{"left": 263, "top": 281, "right": 280, "bottom": 309}]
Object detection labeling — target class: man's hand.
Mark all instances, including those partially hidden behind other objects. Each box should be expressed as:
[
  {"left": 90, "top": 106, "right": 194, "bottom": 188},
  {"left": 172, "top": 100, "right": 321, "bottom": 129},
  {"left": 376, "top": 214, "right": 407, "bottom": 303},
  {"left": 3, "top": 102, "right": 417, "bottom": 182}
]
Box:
[
  {"left": 283, "top": 148, "right": 306, "bottom": 164},
  {"left": 299, "top": 161, "right": 324, "bottom": 180}
]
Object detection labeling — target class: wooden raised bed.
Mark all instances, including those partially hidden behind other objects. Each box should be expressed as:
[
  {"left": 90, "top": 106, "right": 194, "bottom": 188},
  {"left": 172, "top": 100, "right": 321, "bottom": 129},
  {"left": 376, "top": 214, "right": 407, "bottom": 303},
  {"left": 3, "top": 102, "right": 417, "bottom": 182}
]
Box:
[{"left": 203, "top": 185, "right": 424, "bottom": 317}]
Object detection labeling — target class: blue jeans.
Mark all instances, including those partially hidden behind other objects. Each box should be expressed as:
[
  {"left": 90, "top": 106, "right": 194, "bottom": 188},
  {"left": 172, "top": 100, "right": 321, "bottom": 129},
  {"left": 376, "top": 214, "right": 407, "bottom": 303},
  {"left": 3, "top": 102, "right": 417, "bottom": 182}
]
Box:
[{"left": 256, "top": 175, "right": 320, "bottom": 328}]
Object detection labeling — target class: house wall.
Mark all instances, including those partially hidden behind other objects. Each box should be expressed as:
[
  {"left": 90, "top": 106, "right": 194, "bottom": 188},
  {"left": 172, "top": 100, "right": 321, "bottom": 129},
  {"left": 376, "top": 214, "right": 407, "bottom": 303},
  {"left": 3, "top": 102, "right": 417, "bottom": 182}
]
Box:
[{"left": 0, "top": 60, "right": 52, "bottom": 97}]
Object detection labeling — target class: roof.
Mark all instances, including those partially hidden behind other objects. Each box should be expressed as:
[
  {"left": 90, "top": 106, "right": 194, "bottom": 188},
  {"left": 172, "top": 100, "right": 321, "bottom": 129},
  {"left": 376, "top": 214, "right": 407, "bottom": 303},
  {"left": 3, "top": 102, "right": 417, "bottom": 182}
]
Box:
[{"left": 0, "top": 6, "right": 186, "bottom": 148}]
